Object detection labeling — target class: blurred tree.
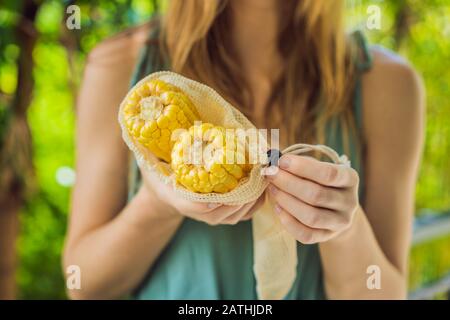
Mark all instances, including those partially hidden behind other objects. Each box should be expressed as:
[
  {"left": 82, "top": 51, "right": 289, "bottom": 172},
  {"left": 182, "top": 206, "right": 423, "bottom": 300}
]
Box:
[
  {"left": 0, "top": 0, "right": 40, "bottom": 299},
  {"left": 392, "top": 0, "right": 415, "bottom": 49}
]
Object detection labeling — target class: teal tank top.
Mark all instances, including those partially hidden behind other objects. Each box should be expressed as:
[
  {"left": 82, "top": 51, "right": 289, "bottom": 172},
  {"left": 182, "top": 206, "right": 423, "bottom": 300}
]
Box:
[{"left": 128, "top": 29, "right": 373, "bottom": 300}]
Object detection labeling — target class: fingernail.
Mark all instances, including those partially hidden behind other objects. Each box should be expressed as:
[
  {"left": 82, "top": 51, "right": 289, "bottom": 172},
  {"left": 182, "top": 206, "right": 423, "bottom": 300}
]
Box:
[
  {"left": 269, "top": 185, "right": 277, "bottom": 195},
  {"left": 208, "top": 203, "right": 221, "bottom": 209},
  {"left": 279, "top": 157, "right": 290, "bottom": 169}
]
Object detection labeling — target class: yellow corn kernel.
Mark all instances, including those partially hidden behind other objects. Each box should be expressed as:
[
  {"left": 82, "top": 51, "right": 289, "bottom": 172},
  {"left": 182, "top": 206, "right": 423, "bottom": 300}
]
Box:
[
  {"left": 122, "top": 79, "right": 199, "bottom": 162},
  {"left": 171, "top": 123, "right": 252, "bottom": 194}
]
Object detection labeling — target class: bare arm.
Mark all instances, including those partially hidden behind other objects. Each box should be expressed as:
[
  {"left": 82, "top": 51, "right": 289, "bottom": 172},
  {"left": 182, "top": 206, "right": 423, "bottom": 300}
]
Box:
[
  {"left": 266, "top": 49, "right": 425, "bottom": 299},
  {"left": 65, "top": 185, "right": 183, "bottom": 299},
  {"left": 63, "top": 26, "right": 261, "bottom": 299},
  {"left": 63, "top": 26, "right": 184, "bottom": 299},
  {"left": 319, "top": 50, "right": 425, "bottom": 299}
]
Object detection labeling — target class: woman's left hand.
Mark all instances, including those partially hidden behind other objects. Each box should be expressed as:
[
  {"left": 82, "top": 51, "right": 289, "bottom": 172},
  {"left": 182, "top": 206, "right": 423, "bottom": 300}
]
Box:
[{"left": 263, "top": 154, "right": 360, "bottom": 244}]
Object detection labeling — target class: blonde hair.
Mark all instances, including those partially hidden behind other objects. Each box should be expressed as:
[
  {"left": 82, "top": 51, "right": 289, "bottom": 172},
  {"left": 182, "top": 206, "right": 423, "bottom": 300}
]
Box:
[{"left": 161, "top": 0, "right": 358, "bottom": 148}]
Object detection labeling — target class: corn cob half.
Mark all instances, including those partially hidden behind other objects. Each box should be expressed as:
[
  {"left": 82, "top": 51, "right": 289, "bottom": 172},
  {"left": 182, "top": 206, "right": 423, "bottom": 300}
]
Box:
[
  {"left": 171, "top": 123, "right": 251, "bottom": 193},
  {"left": 123, "top": 79, "right": 200, "bottom": 162}
]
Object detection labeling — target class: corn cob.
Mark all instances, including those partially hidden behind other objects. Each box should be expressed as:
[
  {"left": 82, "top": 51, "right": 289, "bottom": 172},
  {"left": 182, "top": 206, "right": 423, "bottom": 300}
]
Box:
[
  {"left": 123, "top": 79, "right": 200, "bottom": 162},
  {"left": 171, "top": 123, "right": 251, "bottom": 193}
]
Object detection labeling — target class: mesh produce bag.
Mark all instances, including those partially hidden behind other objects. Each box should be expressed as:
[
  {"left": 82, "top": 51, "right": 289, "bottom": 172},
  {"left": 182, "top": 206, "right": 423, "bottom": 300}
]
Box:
[{"left": 118, "top": 71, "right": 350, "bottom": 299}]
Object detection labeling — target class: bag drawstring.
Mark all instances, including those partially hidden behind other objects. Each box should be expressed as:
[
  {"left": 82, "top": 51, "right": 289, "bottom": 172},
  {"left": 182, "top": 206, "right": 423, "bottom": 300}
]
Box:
[{"left": 266, "top": 144, "right": 351, "bottom": 168}]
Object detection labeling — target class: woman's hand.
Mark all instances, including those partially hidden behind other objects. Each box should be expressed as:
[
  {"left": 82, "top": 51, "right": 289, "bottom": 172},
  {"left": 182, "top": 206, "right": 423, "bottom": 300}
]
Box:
[
  {"left": 140, "top": 164, "right": 264, "bottom": 226},
  {"left": 263, "top": 154, "right": 360, "bottom": 244}
]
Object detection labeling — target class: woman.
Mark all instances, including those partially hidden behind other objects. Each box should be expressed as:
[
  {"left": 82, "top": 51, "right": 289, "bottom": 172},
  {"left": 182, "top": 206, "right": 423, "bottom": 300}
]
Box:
[{"left": 63, "top": 0, "right": 424, "bottom": 299}]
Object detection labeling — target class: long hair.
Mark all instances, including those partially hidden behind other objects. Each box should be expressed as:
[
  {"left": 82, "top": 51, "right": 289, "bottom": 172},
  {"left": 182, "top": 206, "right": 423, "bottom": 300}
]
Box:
[{"left": 161, "top": 0, "right": 358, "bottom": 148}]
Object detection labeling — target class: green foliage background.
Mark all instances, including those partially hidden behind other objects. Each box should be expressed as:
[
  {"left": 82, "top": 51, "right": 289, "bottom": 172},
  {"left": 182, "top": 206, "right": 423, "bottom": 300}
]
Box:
[{"left": 0, "top": 0, "right": 449, "bottom": 299}]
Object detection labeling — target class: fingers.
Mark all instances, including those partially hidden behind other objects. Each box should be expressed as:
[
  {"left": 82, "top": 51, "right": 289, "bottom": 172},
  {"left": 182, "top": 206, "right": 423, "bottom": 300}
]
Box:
[
  {"left": 278, "top": 155, "right": 359, "bottom": 188},
  {"left": 267, "top": 170, "right": 349, "bottom": 211},
  {"left": 221, "top": 201, "right": 255, "bottom": 225},
  {"left": 240, "top": 210, "right": 254, "bottom": 221},
  {"left": 174, "top": 198, "right": 223, "bottom": 214},
  {"left": 268, "top": 185, "right": 349, "bottom": 231},
  {"left": 140, "top": 159, "right": 267, "bottom": 225},
  {"left": 202, "top": 194, "right": 265, "bottom": 225},
  {"left": 261, "top": 155, "right": 360, "bottom": 244},
  {"left": 275, "top": 205, "right": 333, "bottom": 244},
  {"left": 197, "top": 204, "right": 244, "bottom": 225},
  {"left": 238, "top": 195, "right": 266, "bottom": 221},
  {"left": 237, "top": 196, "right": 265, "bottom": 221},
  {"left": 251, "top": 195, "right": 266, "bottom": 213}
]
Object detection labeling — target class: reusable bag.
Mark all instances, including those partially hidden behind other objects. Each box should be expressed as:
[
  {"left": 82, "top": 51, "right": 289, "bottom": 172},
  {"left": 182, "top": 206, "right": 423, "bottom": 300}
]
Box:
[{"left": 119, "top": 71, "right": 350, "bottom": 299}]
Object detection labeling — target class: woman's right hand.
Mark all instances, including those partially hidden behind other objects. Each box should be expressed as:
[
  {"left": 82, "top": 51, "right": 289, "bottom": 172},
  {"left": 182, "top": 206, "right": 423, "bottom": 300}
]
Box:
[{"left": 139, "top": 164, "right": 264, "bottom": 226}]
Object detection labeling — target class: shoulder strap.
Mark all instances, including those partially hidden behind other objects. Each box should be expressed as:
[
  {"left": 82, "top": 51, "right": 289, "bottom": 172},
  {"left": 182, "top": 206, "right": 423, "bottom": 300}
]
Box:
[
  {"left": 352, "top": 30, "right": 373, "bottom": 73},
  {"left": 350, "top": 30, "right": 372, "bottom": 204},
  {"left": 352, "top": 30, "right": 373, "bottom": 133},
  {"left": 129, "top": 25, "right": 165, "bottom": 87}
]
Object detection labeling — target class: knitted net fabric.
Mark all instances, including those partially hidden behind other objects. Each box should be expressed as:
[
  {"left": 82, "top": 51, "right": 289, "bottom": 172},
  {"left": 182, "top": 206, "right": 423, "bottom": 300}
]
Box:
[{"left": 119, "top": 71, "right": 268, "bottom": 205}]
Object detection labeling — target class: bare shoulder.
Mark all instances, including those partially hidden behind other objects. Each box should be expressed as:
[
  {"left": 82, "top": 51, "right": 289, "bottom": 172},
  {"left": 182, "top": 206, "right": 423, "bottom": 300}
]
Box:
[
  {"left": 77, "top": 21, "right": 157, "bottom": 128},
  {"left": 86, "top": 21, "right": 155, "bottom": 67},
  {"left": 71, "top": 23, "right": 158, "bottom": 225},
  {"left": 362, "top": 46, "right": 425, "bottom": 153},
  {"left": 363, "top": 46, "right": 425, "bottom": 110},
  {"left": 76, "top": 21, "right": 157, "bottom": 168}
]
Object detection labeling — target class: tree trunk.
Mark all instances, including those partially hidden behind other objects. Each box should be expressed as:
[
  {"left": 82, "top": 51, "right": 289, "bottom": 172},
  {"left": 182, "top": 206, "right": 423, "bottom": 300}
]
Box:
[
  {"left": 0, "top": 0, "right": 39, "bottom": 299},
  {"left": 393, "top": 0, "right": 415, "bottom": 50},
  {"left": 0, "top": 199, "right": 20, "bottom": 300}
]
